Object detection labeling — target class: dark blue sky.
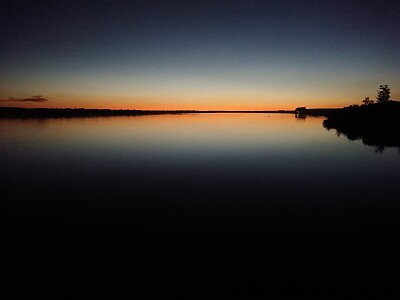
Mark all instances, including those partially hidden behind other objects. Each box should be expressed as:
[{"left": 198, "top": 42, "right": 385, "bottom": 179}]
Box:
[{"left": 1, "top": 0, "right": 399, "bottom": 109}]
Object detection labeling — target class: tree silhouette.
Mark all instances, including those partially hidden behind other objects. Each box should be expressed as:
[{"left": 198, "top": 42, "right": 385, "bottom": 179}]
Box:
[
  {"left": 362, "top": 97, "right": 374, "bottom": 105},
  {"left": 376, "top": 85, "right": 390, "bottom": 103}
]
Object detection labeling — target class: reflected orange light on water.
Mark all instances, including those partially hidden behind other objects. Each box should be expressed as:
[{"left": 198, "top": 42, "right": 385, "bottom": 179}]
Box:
[{"left": 0, "top": 113, "right": 325, "bottom": 145}]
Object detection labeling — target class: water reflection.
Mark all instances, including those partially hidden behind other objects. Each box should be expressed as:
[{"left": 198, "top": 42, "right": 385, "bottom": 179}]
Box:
[
  {"left": 1, "top": 113, "right": 399, "bottom": 299},
  {"left": 323, "top": 119, "right": 400, "bottom": 153}
]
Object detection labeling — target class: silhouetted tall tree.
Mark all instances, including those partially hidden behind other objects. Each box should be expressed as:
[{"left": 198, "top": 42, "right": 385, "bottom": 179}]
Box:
[{"left": 376, "top": 85, "right": 390, "bottom": 103}]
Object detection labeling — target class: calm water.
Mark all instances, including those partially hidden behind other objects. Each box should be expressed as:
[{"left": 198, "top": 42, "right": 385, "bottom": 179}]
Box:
[{"left": 1, "top": 114, "right": 399, "bottom": 299}]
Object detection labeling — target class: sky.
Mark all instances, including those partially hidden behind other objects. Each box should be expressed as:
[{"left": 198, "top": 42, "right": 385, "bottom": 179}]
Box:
[{"left": 1, "top": 0, "right": 399, "bottom": 110}]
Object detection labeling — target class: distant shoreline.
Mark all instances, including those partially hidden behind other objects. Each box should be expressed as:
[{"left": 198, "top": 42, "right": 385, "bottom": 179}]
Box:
[
  {"left": 0, "top": 107, "right": 297, "bottom": 119},
  {"left": 0, "top": 107, "right": 341, "bottom": 119}
]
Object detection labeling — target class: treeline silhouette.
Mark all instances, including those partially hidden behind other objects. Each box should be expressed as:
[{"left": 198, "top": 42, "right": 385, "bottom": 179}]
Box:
[
  {"left": 0, "top": 107, "right": 294, "bottom": 119},
  {"left": 323, "top": 101, "right": 400, "bottom": 152},
  {"left": 0, "top": 107, "right": 198, "bottom": 119},
  {"left": 295, "top": 107, "right": 338, "bottom": 118}
]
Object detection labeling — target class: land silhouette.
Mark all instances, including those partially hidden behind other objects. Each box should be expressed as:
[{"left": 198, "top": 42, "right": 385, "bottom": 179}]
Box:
[
  {"left": 321, "top": 85, "right": 400, "bottom": 152},
  {"left": 294, "top": 85, "right": 400, "bottom": 152}
]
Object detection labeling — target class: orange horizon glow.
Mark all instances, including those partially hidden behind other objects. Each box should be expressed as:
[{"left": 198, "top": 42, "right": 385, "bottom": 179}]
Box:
[
  {"left": 2, "top": 1, "right": 400, "bottom": 118},
  {"left": 0, "top": 98, "right": 353, "bottom": 111}
]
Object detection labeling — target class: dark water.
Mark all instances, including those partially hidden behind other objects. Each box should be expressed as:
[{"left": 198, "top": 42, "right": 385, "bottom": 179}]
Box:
[{"left": 1, "top": 114, "right": 399, "bottom": 299}]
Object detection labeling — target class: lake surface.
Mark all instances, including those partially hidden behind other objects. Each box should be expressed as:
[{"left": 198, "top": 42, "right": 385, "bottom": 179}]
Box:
[{"left": 1, "top": 113, "right": 399, "bottom": 299}]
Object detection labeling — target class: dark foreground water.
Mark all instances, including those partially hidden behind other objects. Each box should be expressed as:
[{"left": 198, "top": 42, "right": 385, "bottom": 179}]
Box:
[{"left": 1, "top": 114, "right": 399, "bottom": 299}]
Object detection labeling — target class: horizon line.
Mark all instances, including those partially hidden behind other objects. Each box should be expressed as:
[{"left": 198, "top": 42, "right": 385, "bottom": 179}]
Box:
[{"left": 0, "top": 106, "right": 340, "bottom": 112}]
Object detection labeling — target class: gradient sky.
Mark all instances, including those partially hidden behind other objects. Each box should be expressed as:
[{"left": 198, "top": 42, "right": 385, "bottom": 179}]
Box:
[{"left": 1, "top": 0, "right": 399, "bottom": 110}]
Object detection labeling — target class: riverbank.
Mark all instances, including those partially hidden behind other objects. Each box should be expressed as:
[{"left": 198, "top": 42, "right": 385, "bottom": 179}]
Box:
[
  {"left": 323, "top": 101, "right": 400, "bottom": 151},
  {"left": 323, "top": 101, "right": 400, "bottom": 129}
]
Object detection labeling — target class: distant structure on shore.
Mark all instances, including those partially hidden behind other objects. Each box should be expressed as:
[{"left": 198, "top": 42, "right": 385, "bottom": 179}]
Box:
[
  {"left": 294, "top": 107, "right": 307, "bottom": 119},
  {"left": 295, "top": 107, "right": 307, "bottom": 115},
  {"left": 295, "top": 107, "right": 338, "bottom": 117}
]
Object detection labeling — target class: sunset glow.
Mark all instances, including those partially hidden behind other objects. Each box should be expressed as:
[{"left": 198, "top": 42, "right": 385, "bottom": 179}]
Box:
[{"left": 1, "top": 1, "right": 399, "bottom": 110}]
